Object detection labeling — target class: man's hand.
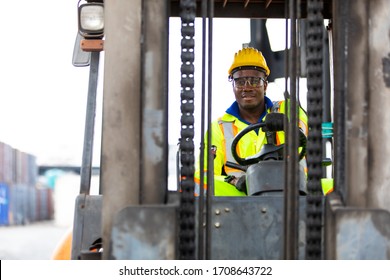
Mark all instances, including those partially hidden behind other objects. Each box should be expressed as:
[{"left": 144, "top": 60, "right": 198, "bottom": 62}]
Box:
[
  {"left": 235, "top": 176, "right": 247, "bottom": 194},
  {"left": 263, "top": 112, "right": 285, "bottom": 132},
  {"left": 224, "top": 175, "right": 247, "bottom": 194},
  {"left": 224, "top": 175, "right": 238, "bottom": 185}
]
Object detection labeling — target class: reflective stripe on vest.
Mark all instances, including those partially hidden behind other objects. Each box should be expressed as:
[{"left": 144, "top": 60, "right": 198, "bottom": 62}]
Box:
[
  {"left": 218, "top": 120, "right": 244, "bottom": 177},
  {"left": 218, "top": 120, "right": 236, "bottom": 164}
]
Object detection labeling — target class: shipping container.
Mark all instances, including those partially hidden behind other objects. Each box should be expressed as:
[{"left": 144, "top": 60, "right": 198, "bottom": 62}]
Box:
[
  {"left": 0, "top": 183, "right": 10, "bottom": 225},
  {"left": 28, "top": 186, "right": 37, "bottom": 222},
  {"left": 36, "top": 187, "right": 54, "bottom": 221},
  {"left": 9, "top": 184, "right": 29, "bottom": 225},
  {"left": 0, "top": 142, "right": 4, "bottom": 182},
  {"left": 0, "top": 141, "right": 44, "bottom": 225},
  {"left": 28, "top": 154, "right": 38, "bottom": 186},
  {"left": 0, "top": 142, "right": 14, "bottom": 185},
  {"left": 15, "top": 149, "right": 28, "bottom": 185}
]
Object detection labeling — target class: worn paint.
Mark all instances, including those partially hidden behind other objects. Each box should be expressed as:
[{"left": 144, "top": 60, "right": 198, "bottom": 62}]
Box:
[{"left": 383, "top": 53, "right": 390, "bottom": 87}]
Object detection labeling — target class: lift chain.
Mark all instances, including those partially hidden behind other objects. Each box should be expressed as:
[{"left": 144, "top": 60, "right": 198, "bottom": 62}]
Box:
[
  {"left": 306, "top": 0, "right": 324, "bottom": 260},
  {"left": 179, "top": 0, "right": 196, "bottom": 260}
]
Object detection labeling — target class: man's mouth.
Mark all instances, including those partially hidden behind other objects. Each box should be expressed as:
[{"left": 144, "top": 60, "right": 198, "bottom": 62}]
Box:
[{"left": 241, "top": 93, "right": 255, "bottom": 100}]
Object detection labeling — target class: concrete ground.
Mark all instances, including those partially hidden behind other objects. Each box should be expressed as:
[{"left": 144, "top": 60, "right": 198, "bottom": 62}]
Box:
[{"left": 0, "top": 220, "right": 70, "bottom": 260}]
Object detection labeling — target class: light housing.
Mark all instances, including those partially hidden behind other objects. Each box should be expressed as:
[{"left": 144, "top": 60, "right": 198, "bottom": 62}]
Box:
[{"left": 78, "top": 2, "right": 104, "bottom": 39}]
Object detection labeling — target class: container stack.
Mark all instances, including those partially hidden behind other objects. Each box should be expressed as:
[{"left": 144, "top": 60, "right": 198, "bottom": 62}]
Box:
[{"left": 0, "top": 141, "right": 54, "bottom": 226}]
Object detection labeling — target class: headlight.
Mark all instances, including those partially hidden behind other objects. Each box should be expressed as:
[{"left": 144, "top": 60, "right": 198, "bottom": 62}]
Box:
[{"left": 78, "top": 2, "right": 104, "bottom": 38}]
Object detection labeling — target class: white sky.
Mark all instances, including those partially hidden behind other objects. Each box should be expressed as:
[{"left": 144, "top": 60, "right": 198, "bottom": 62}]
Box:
[
  {"left": 0, "top": 1, "right": 89, "bottom": 165},
  {"left": 0, "top": 1, "right": 293, "bottom": 167}
]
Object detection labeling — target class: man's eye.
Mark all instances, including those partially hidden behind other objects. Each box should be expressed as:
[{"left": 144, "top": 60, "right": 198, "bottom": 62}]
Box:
[{"left": 250, "top": 78, "right": 260, "bottom": 85}]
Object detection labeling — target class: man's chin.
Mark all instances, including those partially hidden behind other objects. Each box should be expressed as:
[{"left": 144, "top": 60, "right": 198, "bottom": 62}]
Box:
[{"left": 240, "top": 103, "right": 260, "bottom": 111}]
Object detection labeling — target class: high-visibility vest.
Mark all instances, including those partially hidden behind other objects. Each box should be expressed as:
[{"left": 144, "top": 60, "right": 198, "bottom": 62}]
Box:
[
  {"left": 217, "top": 101, "right": 286, "bottom": 177},
  {"left": 194, "top": 100, "right": 309, "bottom": 196}
]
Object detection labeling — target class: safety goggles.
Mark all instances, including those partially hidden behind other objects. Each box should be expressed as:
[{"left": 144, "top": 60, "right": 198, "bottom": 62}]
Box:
[{"left": 233, "top": 76, "right": 266, "bottom": 88}]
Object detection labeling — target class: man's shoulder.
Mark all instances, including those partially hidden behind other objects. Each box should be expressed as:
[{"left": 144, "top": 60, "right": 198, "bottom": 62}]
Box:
[
  {"left": 216, "top": 113, "right": 237, "bottom": 123},
  {"left": 215, "top": 114, "right": 249, "bottom": 131}
]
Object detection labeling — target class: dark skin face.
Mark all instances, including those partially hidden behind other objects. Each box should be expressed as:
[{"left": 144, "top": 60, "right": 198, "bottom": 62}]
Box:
[{"left": 231, "top": 69, "right": 268, "bottom": 124}]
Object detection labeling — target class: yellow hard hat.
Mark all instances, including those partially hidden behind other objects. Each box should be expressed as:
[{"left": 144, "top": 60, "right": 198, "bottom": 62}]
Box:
[{"left": 228, "top": 47, "right": 270, "bottom": 77}]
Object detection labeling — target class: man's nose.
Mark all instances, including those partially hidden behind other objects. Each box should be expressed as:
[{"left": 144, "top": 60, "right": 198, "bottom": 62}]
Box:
[{"left": 243, "top": 79, "right": 252, "bottom": 87}]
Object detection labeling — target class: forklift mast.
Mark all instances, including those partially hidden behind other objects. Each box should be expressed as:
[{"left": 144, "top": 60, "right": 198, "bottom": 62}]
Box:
[{"left": 72, "top": 0, "right": 390, "bottom": 260}]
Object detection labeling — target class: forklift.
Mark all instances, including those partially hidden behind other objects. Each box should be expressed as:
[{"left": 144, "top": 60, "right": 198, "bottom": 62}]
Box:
[{"left": 63, "top": 0, "right": 390, "bottom": 260}]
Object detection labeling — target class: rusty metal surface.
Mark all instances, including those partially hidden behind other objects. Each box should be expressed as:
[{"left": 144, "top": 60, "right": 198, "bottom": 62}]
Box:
[
  {"left": 101, "top": 0, "right": 142, "bottom": 259},
  {"left": 141, "top": 0, "right": 169, "bottom": 204},
  {"left": 209, "top": 196, "right": 307, "bottom": 259},
  {"left": 332, "top": 0, "right": 348, "bottom": 201},
  {"left": 109, "top": 205, "right": 178, "bottom": 260},
  {"left": 333, "top": 0, "right": 390, "bottom": 211},
  {"left": 106, "top": 194, "right": 308, "bottom": 260},
  {"left": 367, "top": 0, "right": 390, "bottom": 212},
  {"left": 169, "top": 0, "right": 332, "bottom": 18},
  {"left": 80, "top": 51, "right": 100, "bottom": 195},
  {"left": 344, "top": 0, "right": 370, "bottom": 207},
  {"left": 334, "top": 210, "right": 390, "bottom": 259},
  {"left": 325, "top": 193, "right": 390, "bottom": 259},
  {"left": 71, "top": 194, "right": 103, "bottom": 260}
]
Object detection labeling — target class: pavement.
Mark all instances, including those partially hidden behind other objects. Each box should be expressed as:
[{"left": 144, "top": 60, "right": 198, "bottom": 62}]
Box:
[{"left": 0, "top": 220, "right": 70, "bottom": 260}]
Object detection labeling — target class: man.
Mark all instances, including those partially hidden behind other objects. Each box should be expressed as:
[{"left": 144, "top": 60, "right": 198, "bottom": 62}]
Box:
[{"left": 194, "top": 47, "right": 308, "bottom": 196}]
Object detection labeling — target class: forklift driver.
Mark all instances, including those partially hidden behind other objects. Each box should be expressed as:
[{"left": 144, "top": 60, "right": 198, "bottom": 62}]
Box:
[{"left": 194, "top": 47, "right": 309, "bottom": 196}]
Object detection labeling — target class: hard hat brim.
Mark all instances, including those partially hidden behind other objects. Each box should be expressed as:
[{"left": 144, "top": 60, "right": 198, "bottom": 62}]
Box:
[{"left": 230, "top": 66, "right": 268, "bottom": 77}]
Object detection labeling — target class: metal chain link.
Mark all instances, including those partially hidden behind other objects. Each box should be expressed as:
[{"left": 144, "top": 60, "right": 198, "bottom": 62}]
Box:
[
  {"left": 179, "top": 0, "right": 196, "bottom": 260},
  {"left": 306, "top": 0, "right": 324, "bottom": 260}
]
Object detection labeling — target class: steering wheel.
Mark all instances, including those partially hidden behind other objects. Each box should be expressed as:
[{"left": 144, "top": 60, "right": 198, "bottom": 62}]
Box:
[{"left": 230, "top": 122, "right": 307, "bottom": 166}]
